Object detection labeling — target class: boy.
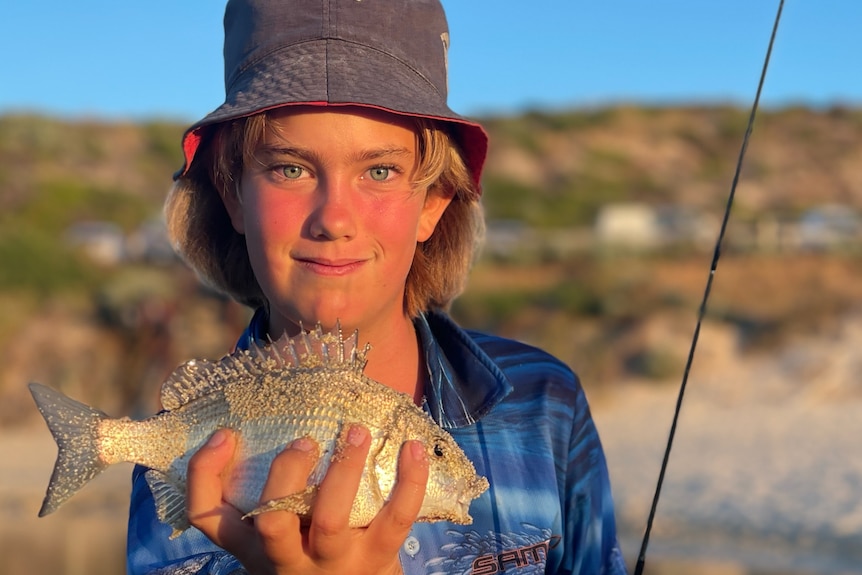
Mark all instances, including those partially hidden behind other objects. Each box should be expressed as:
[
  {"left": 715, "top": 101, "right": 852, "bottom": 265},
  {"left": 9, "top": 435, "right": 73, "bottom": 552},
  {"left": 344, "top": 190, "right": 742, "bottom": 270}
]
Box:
[{"left": 127, "top": 1, "right": 627, "bottom": 574}]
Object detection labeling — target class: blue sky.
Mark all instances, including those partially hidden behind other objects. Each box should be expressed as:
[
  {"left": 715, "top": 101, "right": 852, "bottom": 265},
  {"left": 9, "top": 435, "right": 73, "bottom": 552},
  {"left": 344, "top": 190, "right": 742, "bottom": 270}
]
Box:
[{"left": 1, "top": 1, "right": 858, "bottom": 123}]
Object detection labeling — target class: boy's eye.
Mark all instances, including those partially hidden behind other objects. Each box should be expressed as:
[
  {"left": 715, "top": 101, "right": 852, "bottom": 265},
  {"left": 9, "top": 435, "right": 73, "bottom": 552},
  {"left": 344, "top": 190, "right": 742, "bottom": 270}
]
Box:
[
  {"left": 368, "top": 167, "right": 390, "bottom": 181},
  {"left": 281, "top": 165, "right": 304, "bottom": 179}
]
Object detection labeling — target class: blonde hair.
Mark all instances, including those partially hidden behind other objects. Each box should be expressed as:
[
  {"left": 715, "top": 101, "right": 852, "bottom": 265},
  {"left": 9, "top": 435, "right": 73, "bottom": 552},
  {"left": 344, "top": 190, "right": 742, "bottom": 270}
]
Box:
[{"left": 165, "top": 110, "right": 484, "bottom": 318}]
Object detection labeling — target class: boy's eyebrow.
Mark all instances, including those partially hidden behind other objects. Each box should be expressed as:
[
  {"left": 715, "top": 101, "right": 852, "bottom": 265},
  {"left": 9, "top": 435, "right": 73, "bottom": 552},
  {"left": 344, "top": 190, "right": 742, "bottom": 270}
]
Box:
[
  {"left": 353, "top": 146, "right": 414, "bottom": 162},
  {"left": 254, "top": 144, "right": 414, "bottom": 163},
  {"left": 254, "top": 145, "right": 320, "bottom": 164}
]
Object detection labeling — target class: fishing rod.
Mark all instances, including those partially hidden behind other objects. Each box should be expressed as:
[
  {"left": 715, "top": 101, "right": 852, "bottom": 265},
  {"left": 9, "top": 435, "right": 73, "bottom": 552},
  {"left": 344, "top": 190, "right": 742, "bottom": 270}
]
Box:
[{"left": 632, "top": 2, "right": 785, "bottom": 574}]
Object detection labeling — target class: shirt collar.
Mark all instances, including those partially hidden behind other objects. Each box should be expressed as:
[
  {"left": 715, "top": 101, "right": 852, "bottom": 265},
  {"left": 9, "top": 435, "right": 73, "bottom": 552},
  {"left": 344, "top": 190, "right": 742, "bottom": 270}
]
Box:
[
  {"left": 414, "top": 310, "right": 511, "bottom": 428},
  {"left": 236, "top": 308, "right": 511, "bottom": 429}
]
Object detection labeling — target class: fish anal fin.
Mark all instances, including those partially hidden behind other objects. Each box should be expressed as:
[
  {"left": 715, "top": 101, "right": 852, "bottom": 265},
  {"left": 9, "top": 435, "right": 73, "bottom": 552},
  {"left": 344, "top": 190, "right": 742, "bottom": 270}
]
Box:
[
  {"left": 145, "top": 469, "right": 190, "bottom": 538},
  {"left": 241, "top": 486, "right": 317, "bottom": 521}
]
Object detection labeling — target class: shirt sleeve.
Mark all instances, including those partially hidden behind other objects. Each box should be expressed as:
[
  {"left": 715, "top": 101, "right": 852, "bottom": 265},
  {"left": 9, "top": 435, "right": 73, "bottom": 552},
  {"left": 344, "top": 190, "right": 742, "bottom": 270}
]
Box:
[
  {"left": 563, "top": 386, "right": 629, "bottom": 575},
  {"left": 126, "top": 465, "right": 246, "bottom": 575}
]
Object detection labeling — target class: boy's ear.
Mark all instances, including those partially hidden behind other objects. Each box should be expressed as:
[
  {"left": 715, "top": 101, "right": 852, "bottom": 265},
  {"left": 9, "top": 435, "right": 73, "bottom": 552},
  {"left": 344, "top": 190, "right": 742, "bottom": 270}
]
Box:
[
  {"left": 417, "top": 188, "right": 454, "bottom": 242},
  {"left": 219, "top": 182, "right": 246, "bottom": 234}
]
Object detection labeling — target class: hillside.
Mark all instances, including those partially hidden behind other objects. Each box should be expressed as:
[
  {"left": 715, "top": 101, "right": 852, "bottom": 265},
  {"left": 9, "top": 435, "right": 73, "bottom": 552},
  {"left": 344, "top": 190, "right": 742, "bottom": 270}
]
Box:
[
  {"left": 4, "top": 106, "right": 862, "bottom": 220},
  {"left": 482, "top": 106, "right": 862, "bottom": 223},
  {"left": 1, "top": 106, "right": 861, "bottom": 425}
]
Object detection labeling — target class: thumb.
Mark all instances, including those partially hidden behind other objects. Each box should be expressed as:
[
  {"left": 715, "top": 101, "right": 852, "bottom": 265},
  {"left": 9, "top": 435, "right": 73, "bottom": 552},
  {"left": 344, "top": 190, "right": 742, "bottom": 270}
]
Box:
[{"left": 186, "top": 429, "right": 238, "bottom": 526}]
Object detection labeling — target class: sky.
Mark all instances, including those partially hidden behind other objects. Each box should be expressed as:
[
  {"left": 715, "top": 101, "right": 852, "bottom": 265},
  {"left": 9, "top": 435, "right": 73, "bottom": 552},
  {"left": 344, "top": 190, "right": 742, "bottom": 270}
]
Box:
[{"left": 1, "top": 1, "right": 859, "bottom": 123}]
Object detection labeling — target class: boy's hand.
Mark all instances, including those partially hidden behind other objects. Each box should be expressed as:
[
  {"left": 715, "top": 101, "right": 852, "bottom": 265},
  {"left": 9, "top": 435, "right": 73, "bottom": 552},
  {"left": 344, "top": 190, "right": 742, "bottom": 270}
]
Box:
[{"left": 186, "top": 425, "right": 429, "bottom": 575}]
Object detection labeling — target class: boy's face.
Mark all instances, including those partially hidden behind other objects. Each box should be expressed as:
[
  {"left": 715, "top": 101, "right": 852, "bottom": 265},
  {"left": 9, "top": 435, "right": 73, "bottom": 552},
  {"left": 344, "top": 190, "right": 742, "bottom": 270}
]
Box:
[{"left": 222, "top": 106, "right": 452, "bottom": 338}]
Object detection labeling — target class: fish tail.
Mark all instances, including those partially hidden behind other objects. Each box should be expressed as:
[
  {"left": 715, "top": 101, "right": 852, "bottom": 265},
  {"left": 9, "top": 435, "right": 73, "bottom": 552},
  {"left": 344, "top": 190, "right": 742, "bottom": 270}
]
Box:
[{"left": 28, "top": 382, "right": 112, "bottom": 516}]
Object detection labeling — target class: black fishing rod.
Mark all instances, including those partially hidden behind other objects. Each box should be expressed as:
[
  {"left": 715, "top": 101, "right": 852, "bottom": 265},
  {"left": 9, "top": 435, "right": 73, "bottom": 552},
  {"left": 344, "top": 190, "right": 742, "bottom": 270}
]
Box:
[{"left": 633, "top": 2, "right": 785, "bottom": 574}]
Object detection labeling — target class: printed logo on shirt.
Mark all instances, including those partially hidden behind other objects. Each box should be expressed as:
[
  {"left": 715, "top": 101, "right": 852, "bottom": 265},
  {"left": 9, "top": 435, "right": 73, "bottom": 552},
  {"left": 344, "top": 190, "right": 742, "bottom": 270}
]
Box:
[
  {"left": 420, "top": 525, "right": 559, "bottom": 574},
  {"left": 470, "top": 535, "right": 562, "bottom": 575}
]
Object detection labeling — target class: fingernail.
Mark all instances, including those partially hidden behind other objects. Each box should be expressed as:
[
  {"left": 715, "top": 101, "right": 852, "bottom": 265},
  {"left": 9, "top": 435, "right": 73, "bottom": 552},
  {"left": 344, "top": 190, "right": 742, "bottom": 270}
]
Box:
[
  {"left": 410, "top": 441, "right": 427, "bottom": 462},
  {"left": 347, "top": 425, "right": 367, "bottom": 446},
  {"left": 207, "top": 429, "right": 227, "bottom": 448},
  {"left": 291, "top": 437, "right": 314, "bottom": 452}
]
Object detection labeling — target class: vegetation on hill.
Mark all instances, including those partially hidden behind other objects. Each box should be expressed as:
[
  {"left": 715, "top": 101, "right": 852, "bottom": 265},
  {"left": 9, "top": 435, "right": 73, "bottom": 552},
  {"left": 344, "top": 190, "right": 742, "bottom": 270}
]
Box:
[{"left": 1, "top": 105, "right": 861, "bottom": 423}]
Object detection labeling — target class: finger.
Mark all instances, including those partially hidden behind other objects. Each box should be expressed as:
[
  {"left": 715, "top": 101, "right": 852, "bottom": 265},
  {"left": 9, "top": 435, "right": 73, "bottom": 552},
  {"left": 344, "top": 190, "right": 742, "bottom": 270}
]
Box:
[
  {"left": 186, "top": 429, "right": 252, "bottom": 548},
  {"left": 366, "top": 440, "right": 429, "bottom": 549},
  {"left": 253, "top": 437, "right": 319, "bottom": 566},
  {"left": 307, "top": 424, "right": 371, "bottom": 559}
]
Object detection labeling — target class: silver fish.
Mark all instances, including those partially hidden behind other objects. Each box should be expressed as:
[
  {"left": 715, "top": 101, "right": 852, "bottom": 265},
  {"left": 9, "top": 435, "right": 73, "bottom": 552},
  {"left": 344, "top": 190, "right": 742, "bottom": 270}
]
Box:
[{"left": 29, "top": 324, "right": 489, "bottom": 537}]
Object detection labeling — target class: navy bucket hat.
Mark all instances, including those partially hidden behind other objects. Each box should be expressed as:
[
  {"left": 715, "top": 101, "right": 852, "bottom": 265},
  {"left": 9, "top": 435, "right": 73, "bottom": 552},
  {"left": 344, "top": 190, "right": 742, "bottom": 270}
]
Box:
[{"left": 177, "top": 0, "right": 488, "bottom": 189}]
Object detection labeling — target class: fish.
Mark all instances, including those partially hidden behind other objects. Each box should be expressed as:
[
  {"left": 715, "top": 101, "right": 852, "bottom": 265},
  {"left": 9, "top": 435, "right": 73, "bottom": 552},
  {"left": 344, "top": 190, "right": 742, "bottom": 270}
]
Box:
[{"left": 29, "top": 324, "right": 489, "bottom": 537}]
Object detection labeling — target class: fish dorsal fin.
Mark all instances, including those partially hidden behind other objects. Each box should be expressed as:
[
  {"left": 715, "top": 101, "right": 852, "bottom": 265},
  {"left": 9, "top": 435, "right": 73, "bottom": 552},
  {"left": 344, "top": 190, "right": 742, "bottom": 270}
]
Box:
[
  {"left": 159, "top": 357, "right": 226, "bottom": 411},
  {"left": 272, "top": 322, "right": 370, "bottom": 371},
  {"left": 159, "top": 322, "right": 371, "bottom": 410}
]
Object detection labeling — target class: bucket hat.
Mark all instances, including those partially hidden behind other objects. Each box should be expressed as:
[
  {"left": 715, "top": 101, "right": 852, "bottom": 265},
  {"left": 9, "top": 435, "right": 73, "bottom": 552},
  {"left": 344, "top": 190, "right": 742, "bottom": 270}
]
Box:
[{"left": 177, "top": 0, "right": 488, "bottom": 189}]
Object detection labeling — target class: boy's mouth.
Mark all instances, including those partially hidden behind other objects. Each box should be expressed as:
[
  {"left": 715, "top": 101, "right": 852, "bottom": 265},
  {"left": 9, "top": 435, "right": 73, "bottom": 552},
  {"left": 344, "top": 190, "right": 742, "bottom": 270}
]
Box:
[{"left": 296, "top": 257, "right": 366, "bottom": 276}]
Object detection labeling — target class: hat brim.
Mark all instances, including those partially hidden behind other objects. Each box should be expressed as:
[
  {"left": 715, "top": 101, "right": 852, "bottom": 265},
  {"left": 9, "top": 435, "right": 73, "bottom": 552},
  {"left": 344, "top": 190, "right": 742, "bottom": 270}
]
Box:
[{"left": 178, "top": 39, "right": 487, "bottom": 190}]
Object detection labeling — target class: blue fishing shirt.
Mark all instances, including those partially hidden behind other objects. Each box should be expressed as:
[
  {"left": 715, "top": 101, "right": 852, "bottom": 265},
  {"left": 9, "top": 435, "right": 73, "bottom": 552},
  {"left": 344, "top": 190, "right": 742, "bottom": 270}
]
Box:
[{"left": 127, "top": 310, "right": 628, "bottom": 574}]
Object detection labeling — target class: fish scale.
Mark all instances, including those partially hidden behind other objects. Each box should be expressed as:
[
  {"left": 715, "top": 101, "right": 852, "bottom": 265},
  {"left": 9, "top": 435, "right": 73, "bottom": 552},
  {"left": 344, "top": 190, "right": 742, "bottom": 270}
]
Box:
[{"left": 29, "top": 324, "right": 489, "bottom": 537}]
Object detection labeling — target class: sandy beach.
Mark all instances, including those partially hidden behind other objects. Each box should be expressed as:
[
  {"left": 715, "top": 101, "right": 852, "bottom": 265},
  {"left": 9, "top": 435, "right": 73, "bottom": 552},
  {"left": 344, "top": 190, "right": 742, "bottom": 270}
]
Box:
[
  {"left": 0, "top": 427, "right": 130, "bottom": 575},
  {"left": 596, "top": 385, "right": 862, "bottom": 575},
  {"left": 594, "top": 313, "right": 862, "bottom": 574}
]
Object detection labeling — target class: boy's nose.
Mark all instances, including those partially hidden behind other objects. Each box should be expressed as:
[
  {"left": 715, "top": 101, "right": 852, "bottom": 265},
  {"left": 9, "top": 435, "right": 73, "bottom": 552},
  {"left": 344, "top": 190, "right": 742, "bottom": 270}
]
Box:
[{"left": 307, "top": 179, "right": 357, "bottom": 240}]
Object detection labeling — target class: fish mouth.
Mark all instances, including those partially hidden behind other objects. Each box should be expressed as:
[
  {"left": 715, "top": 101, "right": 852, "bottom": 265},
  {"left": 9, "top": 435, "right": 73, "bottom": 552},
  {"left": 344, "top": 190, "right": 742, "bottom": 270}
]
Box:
[
  {"left": 450, "top": 475, "right": 489, "bottom": 499},
  {"left": 469, "top": 476, "right": 490, "bottom": 498},
  {"left": 456, "top": 500, "right": 472, "bottom": 521},
  {"left": 454, "top": 476, "right": 490, "bottom": 512}
]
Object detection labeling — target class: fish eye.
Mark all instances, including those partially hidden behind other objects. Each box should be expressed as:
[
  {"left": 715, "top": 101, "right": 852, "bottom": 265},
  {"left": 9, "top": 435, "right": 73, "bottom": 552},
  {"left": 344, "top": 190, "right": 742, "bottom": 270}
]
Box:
[{"left": 433, "top": 443, "right": 444, "bottom": 457}]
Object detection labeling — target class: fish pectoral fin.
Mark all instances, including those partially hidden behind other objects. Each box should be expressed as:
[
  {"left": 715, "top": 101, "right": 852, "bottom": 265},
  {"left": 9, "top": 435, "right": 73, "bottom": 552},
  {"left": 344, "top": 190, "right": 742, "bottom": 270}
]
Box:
[
  {"left": 242, "top": 486, "right": 318, "bottom": 520},
  {"left": 145, "top": 469, "right": 190, "bottom": 537}
]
